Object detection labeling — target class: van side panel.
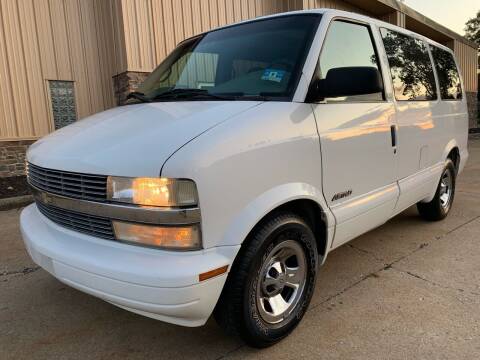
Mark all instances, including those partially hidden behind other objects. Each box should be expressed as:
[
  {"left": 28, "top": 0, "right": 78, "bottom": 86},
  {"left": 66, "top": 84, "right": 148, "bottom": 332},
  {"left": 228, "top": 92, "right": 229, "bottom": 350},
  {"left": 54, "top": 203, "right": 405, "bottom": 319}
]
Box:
[
  {"left": 312, "top": 101, "right": 399, "bottom": 249},
  {"left": 393, "top": 96, "right": 468, "bottom": 214},
  {"left": 373, "top": 22, "right": 469, "bottom": 214}
]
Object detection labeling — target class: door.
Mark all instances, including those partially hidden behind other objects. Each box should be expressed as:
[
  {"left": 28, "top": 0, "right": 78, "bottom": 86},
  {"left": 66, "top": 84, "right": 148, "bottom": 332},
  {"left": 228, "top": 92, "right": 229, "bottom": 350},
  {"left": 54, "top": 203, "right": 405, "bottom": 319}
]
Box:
[
  {"left": 309, "top": 19, "right": 399, "bottom": 248},
  {"left": 379, "top": 28, "right": 442, "bottom": 213}
]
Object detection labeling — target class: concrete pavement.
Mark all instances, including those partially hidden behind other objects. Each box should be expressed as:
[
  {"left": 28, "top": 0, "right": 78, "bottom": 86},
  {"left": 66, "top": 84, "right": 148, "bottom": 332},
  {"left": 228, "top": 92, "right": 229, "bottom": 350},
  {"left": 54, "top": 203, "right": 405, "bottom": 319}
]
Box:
[{"left": 1, "top": 139, "right": 479, "bottom": 359}]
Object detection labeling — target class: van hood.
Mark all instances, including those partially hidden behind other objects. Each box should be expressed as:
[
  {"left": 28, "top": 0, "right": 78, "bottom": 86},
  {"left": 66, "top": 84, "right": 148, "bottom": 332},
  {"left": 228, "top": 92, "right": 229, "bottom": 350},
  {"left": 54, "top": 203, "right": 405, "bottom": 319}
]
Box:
[{"left": 28, "top": 101, "right": 261, "bottom": 177}]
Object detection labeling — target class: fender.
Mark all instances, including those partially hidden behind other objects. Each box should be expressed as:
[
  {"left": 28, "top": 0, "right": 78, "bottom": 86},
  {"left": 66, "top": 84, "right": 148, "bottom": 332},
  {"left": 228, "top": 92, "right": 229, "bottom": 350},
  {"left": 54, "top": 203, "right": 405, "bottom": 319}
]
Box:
[{"left": 220, "top": 183, "right": 335, "bottom": 264}]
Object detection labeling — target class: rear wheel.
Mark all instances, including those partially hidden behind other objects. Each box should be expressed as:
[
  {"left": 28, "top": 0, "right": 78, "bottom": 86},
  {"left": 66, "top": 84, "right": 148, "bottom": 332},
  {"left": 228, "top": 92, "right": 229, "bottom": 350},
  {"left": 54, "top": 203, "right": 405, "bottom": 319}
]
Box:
[
  {"left": 417, "top": 159, "right": 456, "bottom": 221},
  {"left": 214, "top": 212, "right": 318, "bottom": 348}
]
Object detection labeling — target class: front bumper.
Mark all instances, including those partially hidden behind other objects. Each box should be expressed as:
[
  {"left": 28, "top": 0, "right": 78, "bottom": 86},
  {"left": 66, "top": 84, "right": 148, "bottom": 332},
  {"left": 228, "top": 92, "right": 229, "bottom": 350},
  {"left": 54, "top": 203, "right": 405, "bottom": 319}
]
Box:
[{"left": 20, "top": 204, "right": 239, "bottom": 327}]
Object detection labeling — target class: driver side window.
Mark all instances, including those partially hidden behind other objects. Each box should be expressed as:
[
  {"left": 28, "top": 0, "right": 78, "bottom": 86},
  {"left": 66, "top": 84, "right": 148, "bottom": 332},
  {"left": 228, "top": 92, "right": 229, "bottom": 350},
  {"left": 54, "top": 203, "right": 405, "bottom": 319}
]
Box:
[{"left": 318, "top": 20, "right": 384, "bottom": 102}]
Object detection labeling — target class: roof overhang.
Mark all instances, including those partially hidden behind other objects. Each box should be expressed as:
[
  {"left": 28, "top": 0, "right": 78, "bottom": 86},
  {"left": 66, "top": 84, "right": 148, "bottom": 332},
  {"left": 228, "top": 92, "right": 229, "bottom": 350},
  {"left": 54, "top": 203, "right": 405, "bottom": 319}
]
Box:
[{"left": 343, "top": 0, "right": 478, "bottom": 48}]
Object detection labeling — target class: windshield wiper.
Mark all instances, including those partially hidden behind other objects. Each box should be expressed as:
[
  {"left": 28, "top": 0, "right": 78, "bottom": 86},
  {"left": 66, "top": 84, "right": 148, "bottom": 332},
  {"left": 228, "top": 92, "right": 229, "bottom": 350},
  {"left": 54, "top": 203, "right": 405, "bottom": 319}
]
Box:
[
  {"left": 237, "top": 94, "right": 271, "bottom": 101},
  {"left": 126, "top": 91, "right": 151, "bottom": 103},
  {"left": 152, "top": 88, "right": 236, "bottom": 101},
  {"left": 154, "top": 89, "right": 274, "bottom": 101},
  {"left": 141, "top": 88, "right": 273, "bottom": 102}
]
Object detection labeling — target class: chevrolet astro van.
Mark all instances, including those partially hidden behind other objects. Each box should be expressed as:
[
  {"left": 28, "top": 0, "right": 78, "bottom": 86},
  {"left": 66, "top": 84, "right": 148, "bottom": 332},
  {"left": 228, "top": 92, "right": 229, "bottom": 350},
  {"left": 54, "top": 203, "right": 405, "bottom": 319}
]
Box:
[{"left": 21, "top": 9, "right": 468, "bottom": 347}]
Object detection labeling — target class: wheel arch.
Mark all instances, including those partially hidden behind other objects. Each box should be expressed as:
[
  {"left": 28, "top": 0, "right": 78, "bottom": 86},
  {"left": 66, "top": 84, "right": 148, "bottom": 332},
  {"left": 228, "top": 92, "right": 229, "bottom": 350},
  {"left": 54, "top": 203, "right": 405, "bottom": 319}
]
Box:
[
  {"left": 446, "top": 146, "right": 460, "bottom": 172},
  {"left": 442, "top": 140, "right": 460, "bottom": 170},
  {"left": 265, "top": 199, "right": 329, "bottom": 258},
  {"left": 422, "top": 142, "right": 460, "bottom": 204},
  {"left": 221, "top": 183, "right": 333, "bottom": 262}
]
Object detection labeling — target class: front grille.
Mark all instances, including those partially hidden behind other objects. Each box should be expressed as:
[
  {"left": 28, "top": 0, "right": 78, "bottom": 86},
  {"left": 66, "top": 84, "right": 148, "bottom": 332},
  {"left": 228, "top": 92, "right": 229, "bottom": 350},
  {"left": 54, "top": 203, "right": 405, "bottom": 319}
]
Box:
[
  {"left": 36, "top": 201, "right": 115, "bottom": 240},
  {"left": 27, "top": 163, "right": 108, "bottom": 202}
]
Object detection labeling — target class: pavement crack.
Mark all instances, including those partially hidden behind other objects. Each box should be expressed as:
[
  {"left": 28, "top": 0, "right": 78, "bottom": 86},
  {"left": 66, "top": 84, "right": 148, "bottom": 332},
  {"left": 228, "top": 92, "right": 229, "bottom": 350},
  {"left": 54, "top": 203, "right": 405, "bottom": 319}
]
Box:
[
  {"left": 215, "top": 344, "right": 245, "bottom": 359},
  {"left": 387, "top": 243, "right": 430, "bottom": 268},
  {"left": 348, "top": 215, "right": 480, "bottom": 271},
  {"left": 444, "top": 215, "right": 480, "bottom": 235},
  {"left": 309, "top": 266, "right": 386, "bottom": 312},
  {"left": 391, "top": 266, "right": 480, "bottom": 297},
  {"left": 0, "top": 266, "right": 40, "bottom": 278},
  {"left": 309, "top": 242, "right": 432, "bottom": 311},
  {"left": 347, "top": 244, "right": 387, "bottom": 265},
  {"left": 309, "top": 215, "right": 480, "bottom": 310}
]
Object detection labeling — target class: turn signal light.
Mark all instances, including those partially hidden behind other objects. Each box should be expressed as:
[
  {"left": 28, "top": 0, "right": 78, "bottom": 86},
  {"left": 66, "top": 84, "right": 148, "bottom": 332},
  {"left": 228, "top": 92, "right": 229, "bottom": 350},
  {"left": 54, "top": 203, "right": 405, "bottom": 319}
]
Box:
[{"left": 113, "top": 221, "right": 201, "bottom": 250}]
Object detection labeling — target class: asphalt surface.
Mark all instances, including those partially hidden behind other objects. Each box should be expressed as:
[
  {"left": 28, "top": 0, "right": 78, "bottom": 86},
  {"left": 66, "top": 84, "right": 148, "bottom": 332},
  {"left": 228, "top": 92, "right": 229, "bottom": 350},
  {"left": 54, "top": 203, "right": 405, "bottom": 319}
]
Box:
[{"left": 1, "top": 138, "right": 480, "bottom": 359}]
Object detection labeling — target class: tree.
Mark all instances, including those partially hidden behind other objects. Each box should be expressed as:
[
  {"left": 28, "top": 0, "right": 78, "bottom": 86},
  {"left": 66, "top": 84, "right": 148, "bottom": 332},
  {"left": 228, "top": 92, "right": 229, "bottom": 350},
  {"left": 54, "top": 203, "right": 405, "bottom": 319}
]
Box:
[
  {"left": 465, "top": 11, "right": 479, "bottom": 103},
  {"left": 465, "top": 10, "right": 480, "bottom": 47}
]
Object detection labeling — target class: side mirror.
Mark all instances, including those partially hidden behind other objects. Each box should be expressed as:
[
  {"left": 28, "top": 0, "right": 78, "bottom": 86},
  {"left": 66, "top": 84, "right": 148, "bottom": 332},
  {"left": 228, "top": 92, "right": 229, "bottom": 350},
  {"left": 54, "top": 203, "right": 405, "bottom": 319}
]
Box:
[{"left": 307, "top": 66, "right": 383, "bottom": 102}]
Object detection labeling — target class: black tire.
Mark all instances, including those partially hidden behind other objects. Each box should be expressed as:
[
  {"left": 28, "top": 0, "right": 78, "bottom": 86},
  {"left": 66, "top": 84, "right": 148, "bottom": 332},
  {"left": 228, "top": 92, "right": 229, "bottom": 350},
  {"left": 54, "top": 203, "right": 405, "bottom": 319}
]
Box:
[
  {"left": 214, "top": 212, "right": 318, "bottom": 348},
  {"left": 417, "top": 159, "right": 456, "bottom": 221}
]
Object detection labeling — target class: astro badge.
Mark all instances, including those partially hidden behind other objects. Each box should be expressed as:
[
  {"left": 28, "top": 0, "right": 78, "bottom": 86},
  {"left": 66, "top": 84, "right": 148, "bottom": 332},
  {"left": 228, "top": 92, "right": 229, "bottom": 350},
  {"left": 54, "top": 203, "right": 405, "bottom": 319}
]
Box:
[{"left": 261, "top": 69, "right": 285, "bottom": 83}]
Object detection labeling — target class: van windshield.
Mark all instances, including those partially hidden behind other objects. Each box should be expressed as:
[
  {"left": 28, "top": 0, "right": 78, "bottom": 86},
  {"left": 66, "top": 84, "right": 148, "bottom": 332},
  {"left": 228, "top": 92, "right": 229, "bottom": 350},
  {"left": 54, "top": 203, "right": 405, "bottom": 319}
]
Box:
[{"left": 135, "top": 14, "right": 321, "bottom": 102}]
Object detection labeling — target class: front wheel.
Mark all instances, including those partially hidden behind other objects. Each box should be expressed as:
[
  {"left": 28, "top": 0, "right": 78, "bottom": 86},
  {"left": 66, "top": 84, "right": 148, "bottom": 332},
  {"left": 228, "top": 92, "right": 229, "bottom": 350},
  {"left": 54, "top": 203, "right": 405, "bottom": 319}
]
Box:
[
  {"left": 214, "top": 212, "right": 318, "bottom": 348},
  {"left": 417, "top": 159, "right": 456, "bottom": 221}
]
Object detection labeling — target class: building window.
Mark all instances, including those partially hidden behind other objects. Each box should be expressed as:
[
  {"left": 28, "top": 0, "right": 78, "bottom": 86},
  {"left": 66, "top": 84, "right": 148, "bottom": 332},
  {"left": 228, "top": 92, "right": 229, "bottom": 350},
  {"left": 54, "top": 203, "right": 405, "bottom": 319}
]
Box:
[{"left": 49, "top": 80, "right": 77, "bottom": 130}]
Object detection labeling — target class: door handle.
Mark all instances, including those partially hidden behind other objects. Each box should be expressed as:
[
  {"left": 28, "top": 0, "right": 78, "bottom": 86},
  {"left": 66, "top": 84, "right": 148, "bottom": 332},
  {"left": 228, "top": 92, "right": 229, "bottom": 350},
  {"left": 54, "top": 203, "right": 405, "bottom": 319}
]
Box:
[{"left": 390, "top": 125, "right": 397, "bottom": 148}]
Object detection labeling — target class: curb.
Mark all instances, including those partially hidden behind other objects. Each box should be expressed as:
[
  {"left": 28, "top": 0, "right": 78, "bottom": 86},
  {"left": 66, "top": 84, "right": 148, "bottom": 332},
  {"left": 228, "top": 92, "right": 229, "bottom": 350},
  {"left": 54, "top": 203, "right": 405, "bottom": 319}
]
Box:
[{"left": 0, "top": 195, "right": 34, "bottom": 211}]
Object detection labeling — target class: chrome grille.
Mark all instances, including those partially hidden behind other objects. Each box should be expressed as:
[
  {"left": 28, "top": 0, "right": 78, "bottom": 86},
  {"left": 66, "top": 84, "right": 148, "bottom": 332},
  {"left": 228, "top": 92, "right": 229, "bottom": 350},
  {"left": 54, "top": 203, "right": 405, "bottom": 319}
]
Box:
[
  {"left": 27, "top": 163, "right": 107, "bottom": 202},
  {"left": 36, "top": 201, "right": 115, "bottom": 240}
]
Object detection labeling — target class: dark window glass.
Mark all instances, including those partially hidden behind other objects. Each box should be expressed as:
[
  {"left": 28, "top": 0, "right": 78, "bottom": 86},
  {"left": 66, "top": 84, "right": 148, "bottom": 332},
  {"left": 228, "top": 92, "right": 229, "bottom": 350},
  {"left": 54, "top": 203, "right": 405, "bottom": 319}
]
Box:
[
  {"left": 318, "top": 20, "right": 383, "bottom": 102},
  {"left": 380, "top": 28, "right": 437, "bottom": 101},
  {"left": 137, "top": 15, "right": 321, "bottom": 101},
  {"left": 431, "top": 46, "right": 463, "bottom": 100}
]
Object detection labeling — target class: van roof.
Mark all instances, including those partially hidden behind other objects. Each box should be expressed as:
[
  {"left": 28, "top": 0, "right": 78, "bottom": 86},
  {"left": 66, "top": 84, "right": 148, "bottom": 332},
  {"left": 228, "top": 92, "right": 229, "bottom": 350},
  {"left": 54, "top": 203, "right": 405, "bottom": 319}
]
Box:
[{"left": 204, "top": 9, "right": 458, "bottom": 55}]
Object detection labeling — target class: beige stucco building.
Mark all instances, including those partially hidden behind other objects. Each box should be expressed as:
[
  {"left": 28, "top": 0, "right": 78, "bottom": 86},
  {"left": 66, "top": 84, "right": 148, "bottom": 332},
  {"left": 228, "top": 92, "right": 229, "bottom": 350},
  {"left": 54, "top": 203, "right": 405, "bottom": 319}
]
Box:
[{"left": 0, "top": 0, "right": 478, "bottom": 184}]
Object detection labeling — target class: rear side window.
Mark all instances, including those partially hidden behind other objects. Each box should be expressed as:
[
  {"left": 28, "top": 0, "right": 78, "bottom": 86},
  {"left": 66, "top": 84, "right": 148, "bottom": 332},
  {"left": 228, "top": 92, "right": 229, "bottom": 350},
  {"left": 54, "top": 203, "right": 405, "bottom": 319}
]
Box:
[
  {"left": 318, "top": 20, "right": 384, "bottom": 102},
  {"left": 380, "top": 28, "right": 437, "bottom": 101},
  {"left": 431, "top": 46, "right": 463, "bottom": 100}
]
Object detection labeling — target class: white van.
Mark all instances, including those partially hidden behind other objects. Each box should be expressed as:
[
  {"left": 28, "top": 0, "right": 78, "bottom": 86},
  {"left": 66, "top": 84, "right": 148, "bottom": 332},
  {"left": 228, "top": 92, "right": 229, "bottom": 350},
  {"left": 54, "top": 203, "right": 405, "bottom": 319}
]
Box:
[{"left": 21, "top": 9, "right": 468, "bottom": 347}]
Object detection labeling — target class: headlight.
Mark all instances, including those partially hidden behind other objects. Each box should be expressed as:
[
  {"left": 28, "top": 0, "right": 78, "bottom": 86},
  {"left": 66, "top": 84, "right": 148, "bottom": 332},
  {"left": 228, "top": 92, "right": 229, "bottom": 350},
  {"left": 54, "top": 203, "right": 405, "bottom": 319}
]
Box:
[
  {"left": 113, "top": 221, "right": 201, "bottom": 250},
  {"left": 107, "top": 176, "right": 198, "bottom": 207}
]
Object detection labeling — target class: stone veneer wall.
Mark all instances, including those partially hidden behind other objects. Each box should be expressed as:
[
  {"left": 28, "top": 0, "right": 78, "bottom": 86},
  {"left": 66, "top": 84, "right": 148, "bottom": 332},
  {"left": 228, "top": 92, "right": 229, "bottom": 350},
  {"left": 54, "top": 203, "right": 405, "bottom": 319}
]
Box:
[
  {"left": 466, "top": 92, "right": 479, "bottom": 130},
  {"left": 112, "top": 71, "right": 150, "bottom": 106},
  {"left": 0, "top": 140, "right": 35, "bottom": 178}
]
